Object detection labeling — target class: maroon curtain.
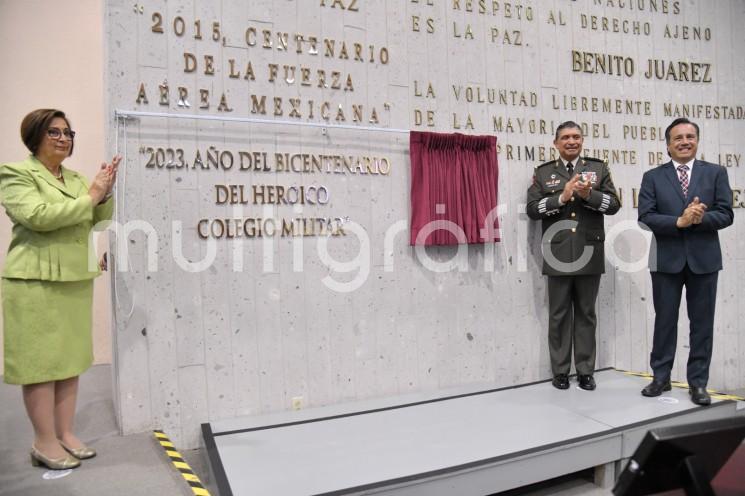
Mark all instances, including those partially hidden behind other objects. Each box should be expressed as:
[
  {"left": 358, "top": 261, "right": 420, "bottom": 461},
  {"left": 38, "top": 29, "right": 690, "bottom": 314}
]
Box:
[{"left": 410, "top": 131, "right": 499, "bottom": 245}]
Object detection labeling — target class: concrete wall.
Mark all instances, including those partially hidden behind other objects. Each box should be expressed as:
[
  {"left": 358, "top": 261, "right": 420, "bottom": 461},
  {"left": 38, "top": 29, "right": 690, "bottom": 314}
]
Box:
[
  {"left": 105, "top": 0, "right": 744, "bottom": 448},
  {"left": 0, "top": 0, "right": 110, "bottom": 375}
]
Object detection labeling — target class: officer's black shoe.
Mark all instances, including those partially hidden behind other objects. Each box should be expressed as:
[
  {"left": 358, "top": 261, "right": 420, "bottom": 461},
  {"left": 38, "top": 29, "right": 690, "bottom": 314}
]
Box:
[
  {"left": 689, "top": 386, "right": 711, "bottom": 406},
  {"left": 641, "top": 379, "right": 671, "bottom": 397},
  {"left": 578, "top": 374, "right": 596, "bottom": 391},
  {"left": 552, "top": 374, "right": 570, "bottom": 390}
]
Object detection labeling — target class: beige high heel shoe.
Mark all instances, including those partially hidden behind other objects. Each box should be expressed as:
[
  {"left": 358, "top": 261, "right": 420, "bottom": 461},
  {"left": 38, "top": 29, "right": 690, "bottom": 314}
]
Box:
[
  {"left": 59, "top": 440, "right": 97, "bottom": 460},
  {"left": 30, "top": 445, "right": 81, "bottom": 469}
]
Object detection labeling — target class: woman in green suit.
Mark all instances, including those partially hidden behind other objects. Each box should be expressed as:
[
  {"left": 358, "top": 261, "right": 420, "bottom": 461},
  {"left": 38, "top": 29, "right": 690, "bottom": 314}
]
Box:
[{"left": 1, "top": 109, "right": 120, "bottom": 470}]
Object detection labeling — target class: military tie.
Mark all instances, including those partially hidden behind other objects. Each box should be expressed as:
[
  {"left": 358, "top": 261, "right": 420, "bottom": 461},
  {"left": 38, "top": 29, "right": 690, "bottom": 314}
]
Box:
[
  {"left": 566, "top": 160, "right": 574, "bottom": 176},
  {"left": 678, "top": 164, "right": 689, "bottom": 197}
]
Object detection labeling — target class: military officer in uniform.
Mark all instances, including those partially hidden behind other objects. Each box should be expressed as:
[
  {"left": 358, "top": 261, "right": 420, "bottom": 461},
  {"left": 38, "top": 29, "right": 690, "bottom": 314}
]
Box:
[{"left": 527, "top": 121, "right": 620, "bottom": 390}]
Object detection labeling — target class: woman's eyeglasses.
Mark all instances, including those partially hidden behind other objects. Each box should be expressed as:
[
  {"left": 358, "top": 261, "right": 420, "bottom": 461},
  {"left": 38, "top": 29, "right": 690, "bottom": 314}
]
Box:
[{"left": 47, "top": 128, "right": 76, "bottom": 140}]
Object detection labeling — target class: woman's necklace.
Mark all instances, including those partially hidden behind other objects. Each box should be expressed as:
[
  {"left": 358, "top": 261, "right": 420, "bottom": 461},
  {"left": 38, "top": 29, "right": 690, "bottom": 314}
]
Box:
[{"left": 50, "top": 168, "right": 63, "bottom": 180}]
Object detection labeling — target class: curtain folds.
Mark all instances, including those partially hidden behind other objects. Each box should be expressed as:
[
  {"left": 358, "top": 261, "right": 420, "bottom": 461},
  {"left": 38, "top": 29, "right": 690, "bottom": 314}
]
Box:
[{"left": 410, "top": 131, "right": 499, "bottom": 245}]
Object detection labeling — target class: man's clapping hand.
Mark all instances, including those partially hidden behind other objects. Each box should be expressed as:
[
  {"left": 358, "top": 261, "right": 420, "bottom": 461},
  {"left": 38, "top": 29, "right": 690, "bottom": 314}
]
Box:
[
  {"left": 677, "top": 197, "right": 707, "bottom": 228},
  {"left": 560, "top": 175, "right": 580, "bottom": 203},
  {"left": 574, "top": 176, "right": 592, "bottom": 199},
  {"left": 559, "top": 174, "right": 592, "bottom": 203}
]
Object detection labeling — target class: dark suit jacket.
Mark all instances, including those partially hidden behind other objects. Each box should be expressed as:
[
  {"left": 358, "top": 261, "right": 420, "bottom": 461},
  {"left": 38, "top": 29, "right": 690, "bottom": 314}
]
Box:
[{"left": 638, "top": 160, "right": 734, "bottom": 274}]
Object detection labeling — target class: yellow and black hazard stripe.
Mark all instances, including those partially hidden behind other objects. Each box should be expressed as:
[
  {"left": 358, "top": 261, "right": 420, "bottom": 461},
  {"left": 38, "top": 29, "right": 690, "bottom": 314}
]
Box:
[
  {"left": 618, "top": 369, "right": 745, "bottom": 402},
  {"left": 153, "top": 430, "right": 211, "bottom": 496}
]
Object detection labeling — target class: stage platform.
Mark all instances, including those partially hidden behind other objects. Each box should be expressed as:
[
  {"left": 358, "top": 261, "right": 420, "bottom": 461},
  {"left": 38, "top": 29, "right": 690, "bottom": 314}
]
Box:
[{"left": 202, "top": 369, "right": 744, "bottom": 496}]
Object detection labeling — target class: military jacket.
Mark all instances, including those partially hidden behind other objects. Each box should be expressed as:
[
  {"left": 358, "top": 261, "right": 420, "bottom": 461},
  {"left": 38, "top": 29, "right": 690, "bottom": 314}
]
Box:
[{"left": 526, "top": 157, "right": 620, "bottom": 276}]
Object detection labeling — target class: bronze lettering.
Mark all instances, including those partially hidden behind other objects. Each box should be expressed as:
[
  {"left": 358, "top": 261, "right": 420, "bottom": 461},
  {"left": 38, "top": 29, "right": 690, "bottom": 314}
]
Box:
[
  {"left": 183, "top": 52, "right": 197, "bottom": 73},
  {"left": 644, "top": 59, "right": 713, "bottom": 83},
  {"left": 136, "top": 83, "right": 149, "bottom": 105}
]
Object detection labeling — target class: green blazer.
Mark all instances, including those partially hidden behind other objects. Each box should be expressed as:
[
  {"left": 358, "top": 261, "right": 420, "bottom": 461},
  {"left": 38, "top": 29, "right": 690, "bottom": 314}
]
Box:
[{"left": 0, "top": 155, "right": 114, "bottom": 281}]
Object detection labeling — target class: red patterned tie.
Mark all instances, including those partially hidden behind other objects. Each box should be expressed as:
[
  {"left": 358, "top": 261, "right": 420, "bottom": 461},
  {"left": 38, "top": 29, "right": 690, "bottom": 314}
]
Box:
[{"left": 678, "top": 164, "right": 689, "bottom": 197}]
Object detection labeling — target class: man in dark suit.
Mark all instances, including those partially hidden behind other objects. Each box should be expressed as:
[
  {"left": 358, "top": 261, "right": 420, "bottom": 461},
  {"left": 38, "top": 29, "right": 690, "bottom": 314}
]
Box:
[
  {"left": 527, "top": 121, "right": 620, "bottom": 391},
  {"left": 638, "top": 118, "right": 734, "bottom": 405}
]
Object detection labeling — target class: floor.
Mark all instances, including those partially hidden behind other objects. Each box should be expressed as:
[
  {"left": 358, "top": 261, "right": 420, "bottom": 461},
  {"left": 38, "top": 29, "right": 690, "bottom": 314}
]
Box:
[
  {"left": 207, "top": 369, "right": 743, "bottom": 496},
  {"left": 0, "top": 365, "right": 216, "bottom": 496},
  {"left": 1, "top": 365, "right": 742, "bottom": 496}
]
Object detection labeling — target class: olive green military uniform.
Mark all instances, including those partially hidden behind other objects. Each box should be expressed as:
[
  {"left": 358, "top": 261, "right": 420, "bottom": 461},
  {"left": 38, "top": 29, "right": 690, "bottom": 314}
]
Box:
[{"left": 526, "top": 157, "right": 620, "bottom": 376}]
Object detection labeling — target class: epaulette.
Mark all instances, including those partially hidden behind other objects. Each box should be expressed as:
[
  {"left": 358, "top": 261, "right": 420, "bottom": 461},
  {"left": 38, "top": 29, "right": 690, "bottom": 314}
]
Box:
[
  {"left": 535, "top": 159, "right": 556, "bottom": 169},
  {"left": 583, "top": 157, "right": 605, "bottom": 164}
]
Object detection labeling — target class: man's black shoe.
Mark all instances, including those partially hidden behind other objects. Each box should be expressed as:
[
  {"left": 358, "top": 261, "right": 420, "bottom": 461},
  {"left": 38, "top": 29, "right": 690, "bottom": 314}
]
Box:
[
  {"left": 552, "top": 374, "right": 569, "bottom": 390},
  {"left": 689, "top": 386, "right": 711, "bottom": 406},
  {"left": 641, "top": 379, "right": 671, "bottom": 397},
  {"left": 578, "top": 374, "right": 596, "bottom": 391}
]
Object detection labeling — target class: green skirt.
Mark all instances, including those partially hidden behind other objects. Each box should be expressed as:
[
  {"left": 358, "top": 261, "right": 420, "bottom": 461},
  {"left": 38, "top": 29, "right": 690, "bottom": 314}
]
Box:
[{"left": 2, "top": 278, "right": 94, "bottom": 385}]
